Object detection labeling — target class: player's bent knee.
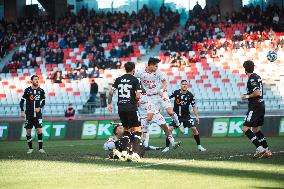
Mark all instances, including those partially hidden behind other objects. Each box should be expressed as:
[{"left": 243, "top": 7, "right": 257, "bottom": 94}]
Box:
[
  {"left": 192, "top": 127, "right": 199, "bottom": 135},
  {"left": 26, "top": 129, "right": 32, "bottom": 135},
  {"left": 166, "top": 108, "right": 173, "bottom": 115},
  {"left": 252, "top": 127, "right": 260, "bottom": 133},
  {"left": 242, "top": 126, "right": 250, "bottom": 132},
  {"left": 36, "top": 128, "right": 42, "bottom": 134}
]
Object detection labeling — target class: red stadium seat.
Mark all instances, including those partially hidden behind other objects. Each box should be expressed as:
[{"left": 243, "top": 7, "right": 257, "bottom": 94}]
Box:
[
  {"left": 0, "top": 94, "right": 6, "bottom": 98},
  {"left": 204, "top": 83, "right": 211, "bottom": 88},
  {"left": 237, "top": 82, "right": 245, "bottom": 87},
  {"left": 175, "top": 76, "right": 182, "bottom": 80},
  {"left": 73, "top": 92, "right": 80, "bottom": 96},
  {"left": 59, "top": 83, "right": 65, "bottom": 87},
  {"left": 212, "top": 88, "right": 220, "bottom": 92},
  {"left": 232, "top": 70, "right": 239, "bottom": 74},
  {"left": 66, "top": 88, "right": 73, "bottom": 92},
  {"left": 196, "top": 79, "right": 203, "bottom": 84},
  {"left": 17, "top": 89, "right": 23, "bottom": 93},
  {"left": 170, "top": 80, "right": 176, "bottom": 84},
  {"left": 222, "top": 79, "right": 230, "bottom": 83},
  {"left": 9, "top": 85, "right": 16, "bottom": 89},
  {"left": 2, "top": 81, "right": 8, "bottom": 85},
  {"left": 49, "top": 92, "right": 55, "bottom": 96}
]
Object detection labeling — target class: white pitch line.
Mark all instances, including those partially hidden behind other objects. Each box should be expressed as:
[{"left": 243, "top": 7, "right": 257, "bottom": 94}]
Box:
[{"left": 96, "top": 159, "right": 187, "bottom": 172}]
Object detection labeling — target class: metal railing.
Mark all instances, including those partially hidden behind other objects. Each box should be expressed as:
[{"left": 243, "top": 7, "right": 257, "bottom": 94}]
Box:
[{"left": 1, "top": 97, "right": 283, "bottom": 119}]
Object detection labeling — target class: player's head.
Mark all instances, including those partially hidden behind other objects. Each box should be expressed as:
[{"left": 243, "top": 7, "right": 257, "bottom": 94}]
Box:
[
  {"left": 31, "top": 75, "right": 39, "bottom": 87},
  {"left": 113, "top": 125, "right": 124, "bottom": 137},
  {"left": 243, "top": 60, "right": 254, "bottom": 75},
  {"left": 124, "top": 62, "right": 135, "bottom": 74},
  {"left": 147, "top": 57, "right": 160, "bottom": 72},
  {"left": 180, "top": 80, "right": 189, "bottom": 91}
]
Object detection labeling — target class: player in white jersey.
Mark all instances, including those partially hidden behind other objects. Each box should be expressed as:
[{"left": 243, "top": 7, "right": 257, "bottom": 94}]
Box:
[
  {"left": 138, "top": 93, "right": 181, "bottom": 151},
  {"left": 135, "top": 57, "right": 180, "bottom": 127}
]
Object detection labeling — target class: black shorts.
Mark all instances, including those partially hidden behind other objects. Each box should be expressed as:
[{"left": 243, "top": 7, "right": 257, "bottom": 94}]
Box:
[
  {"left": 118, "top": 111, "right": 140, "bottom": 129},
  {"left": 243, "top": 103, "right": 265, "bottom": 127},
  {"left": 24, "top": 117, "right": 43, "bottom": 129},
  {"left": 171, "top": 116, "right": 195, "bottom": 128}
]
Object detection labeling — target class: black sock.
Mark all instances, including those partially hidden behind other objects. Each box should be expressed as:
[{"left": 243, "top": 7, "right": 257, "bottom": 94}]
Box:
[
  {"left": 245, "top": 129, "right": 261, "bottom": 148},
  {"left": 121, "top": 131, "right": 131, "bottom": 152},
  {"left": 133, "top": 131, "right": 142, "bottom": 154},
  {"left": 194, "top": 134, "right": 201, "bottom": 145},
  {"left": 38, "top": 133, "right": 43, "bottom": 150},
  {"left": 26, "top": 135, "right": 33, "bottom": 149},
  {"left": 166, "top": 137, "right": 170, "bottom": 147},
  {"left": 255, "top": 131, "right": 268, "bottom": 148}
]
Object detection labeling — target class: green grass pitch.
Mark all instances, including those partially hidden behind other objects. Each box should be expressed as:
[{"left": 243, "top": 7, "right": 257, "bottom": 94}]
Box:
[{"left": 0, "top": 137, "right": 283, "bottom": 189}]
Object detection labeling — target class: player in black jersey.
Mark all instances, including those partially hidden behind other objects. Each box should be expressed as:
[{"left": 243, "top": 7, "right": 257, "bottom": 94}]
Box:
[
  {"left": 107, "top": 62, "right": 142, "bottom": 161},
  {"left": 167, "top": 80, "right": 206, "bottom": 152},
  {"left": 20, "top": 75, "right": 46, "bottom": 154},
  {"left": 241, "top": 60, "right": 272, "bottom": 158}
]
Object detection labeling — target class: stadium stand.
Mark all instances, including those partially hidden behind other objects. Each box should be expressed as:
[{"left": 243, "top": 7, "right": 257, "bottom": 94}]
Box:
[{"left": 0, "top": 5, "right": 283, "bottom": 117}]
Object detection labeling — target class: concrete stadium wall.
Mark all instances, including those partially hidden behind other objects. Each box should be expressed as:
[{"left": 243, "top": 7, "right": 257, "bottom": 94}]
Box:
[{"left": 0, "top": 116, "right": 283, "bottom": 141}]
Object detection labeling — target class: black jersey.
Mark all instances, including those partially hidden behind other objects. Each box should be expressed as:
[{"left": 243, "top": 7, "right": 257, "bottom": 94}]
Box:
[
  {"left": 246, "top": 73, "right": 264, "bottom": 105},
  {"left": 20, "top": 86, "right": 46, "bottom": 118},
  {"left": 169, "top": 90, "right": 196, "bottom": 117},
  {"left": 112, "top": 74, "right": 140, "bottom": 111}
]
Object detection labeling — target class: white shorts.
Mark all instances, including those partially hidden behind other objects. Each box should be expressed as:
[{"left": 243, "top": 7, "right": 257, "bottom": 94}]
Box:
[
  {"left": 146, "top": 93, "right": 172, "bottom": 110},
  {"left": 140, "top": 113, "right": 166, "bottom": 128}
]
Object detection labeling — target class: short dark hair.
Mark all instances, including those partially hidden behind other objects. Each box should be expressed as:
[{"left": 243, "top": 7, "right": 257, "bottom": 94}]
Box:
[
  {"left": 243, "top": 60, "right": 254, "bottom": 73},
  {"left": 148, "top": 57, "right": 160, "bottom": 66},
  {"left": 113, "top": 125, "right": 120, "bottom": 135},
  {"left": 181, "top": 80, "right": 188, "bottom": 83},
  {"left": 31, "top": 75, "right": 39, "bottom": 81},
  {"left": 124, "top": 62, "right": 135, "bottom": 73}
]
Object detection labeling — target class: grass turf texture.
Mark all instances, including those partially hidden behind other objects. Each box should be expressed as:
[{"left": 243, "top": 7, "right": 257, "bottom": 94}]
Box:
[{"left": 0, "top": 137, "right": 283, "bottom": 189}]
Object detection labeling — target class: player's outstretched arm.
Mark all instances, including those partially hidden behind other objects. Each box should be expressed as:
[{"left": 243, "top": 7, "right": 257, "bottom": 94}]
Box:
[
  {"left": 107, "top": 88, "right": 114, "bottom": 112},
  {"left": 19, "top": 90, "right": 27, "bottom": 117},
  {"left": 192, "top": 106, "right": 200, "bottom": 125}
]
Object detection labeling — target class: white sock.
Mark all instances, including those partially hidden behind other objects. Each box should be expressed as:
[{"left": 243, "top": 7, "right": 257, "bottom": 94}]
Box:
[
  {"left": 168, "top": 135, "right": 175, "bottom": 145},
  {"left": 144, "top": 132, "right": 150, "bottom": 147},
  {"left": 171, "top": 113, "right": 180, "bottom": 125}
]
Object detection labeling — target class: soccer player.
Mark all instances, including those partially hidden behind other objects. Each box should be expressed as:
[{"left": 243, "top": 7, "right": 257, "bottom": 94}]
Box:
[
  {"left": 104, "top": 123, "right": 145, "bottom": 160},
  {"left": 108, "top": 62, "right": 142, "bottom": 161},
  {"left": 134, "top": 57, "right": 180, "bottom": 126},
  {"left": 138, "top": 93, "right": 180, "bottom": 151},
  {"left": 167, "top": 80, "right": 206, "bottom": 152},
  {"left": 20, "top": 75, "right": 46, "bottom": 154},
  {"left": 241, "top": 60, "right": 272, "bottom": 158}
]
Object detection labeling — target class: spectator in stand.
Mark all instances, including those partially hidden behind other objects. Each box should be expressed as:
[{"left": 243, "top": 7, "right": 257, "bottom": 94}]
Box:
[
  {"left": 89, "top": 66, "right": 100, "bottom": 78},
  {"left": 65, "top": 70, "right": 74, "bottom": 79},
  {"left": 55, "top": 48, "right": 64, "bottom": 64},
  {"left": 65, "top": 103, "right": 75, "bottom": 121},
  {"left": 54, "top": 70, "right": 63, "bottom": 83},
  {"left": 89, "top": 79, "right": 98, "bottom": 103}
]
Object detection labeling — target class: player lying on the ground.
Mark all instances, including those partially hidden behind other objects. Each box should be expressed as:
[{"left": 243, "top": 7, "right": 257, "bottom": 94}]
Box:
[
  {"left": 241, "top": 60, "right": 272, "bottom": 159},
  {"left": 165, "top": 80, "right": 206, "bottom": 153},
  {"left": 138, "top": 93, "right": 181, "bottom": 151},
  {"left": 104, "top": 123, "right": 145, "bottom": 161}
]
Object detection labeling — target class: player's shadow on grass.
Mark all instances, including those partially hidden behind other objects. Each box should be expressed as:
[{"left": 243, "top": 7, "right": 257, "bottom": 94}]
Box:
[{"left": 1, "top": 154, "right": 283, "bottom": 183}]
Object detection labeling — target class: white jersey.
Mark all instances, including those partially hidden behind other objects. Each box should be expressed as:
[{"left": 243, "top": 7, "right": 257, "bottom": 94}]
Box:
[
  {"left": 138, "top": 94, "right": 158, "bottom": 118},
  {"left": 138, "top": 94, "right": 166, "bottom": 127},
  {"left": 135, "top": 68, "right": 166, "bottom": 95},
  {"left": 103, "top": 136, "right": 117, "bottom": 151}
]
